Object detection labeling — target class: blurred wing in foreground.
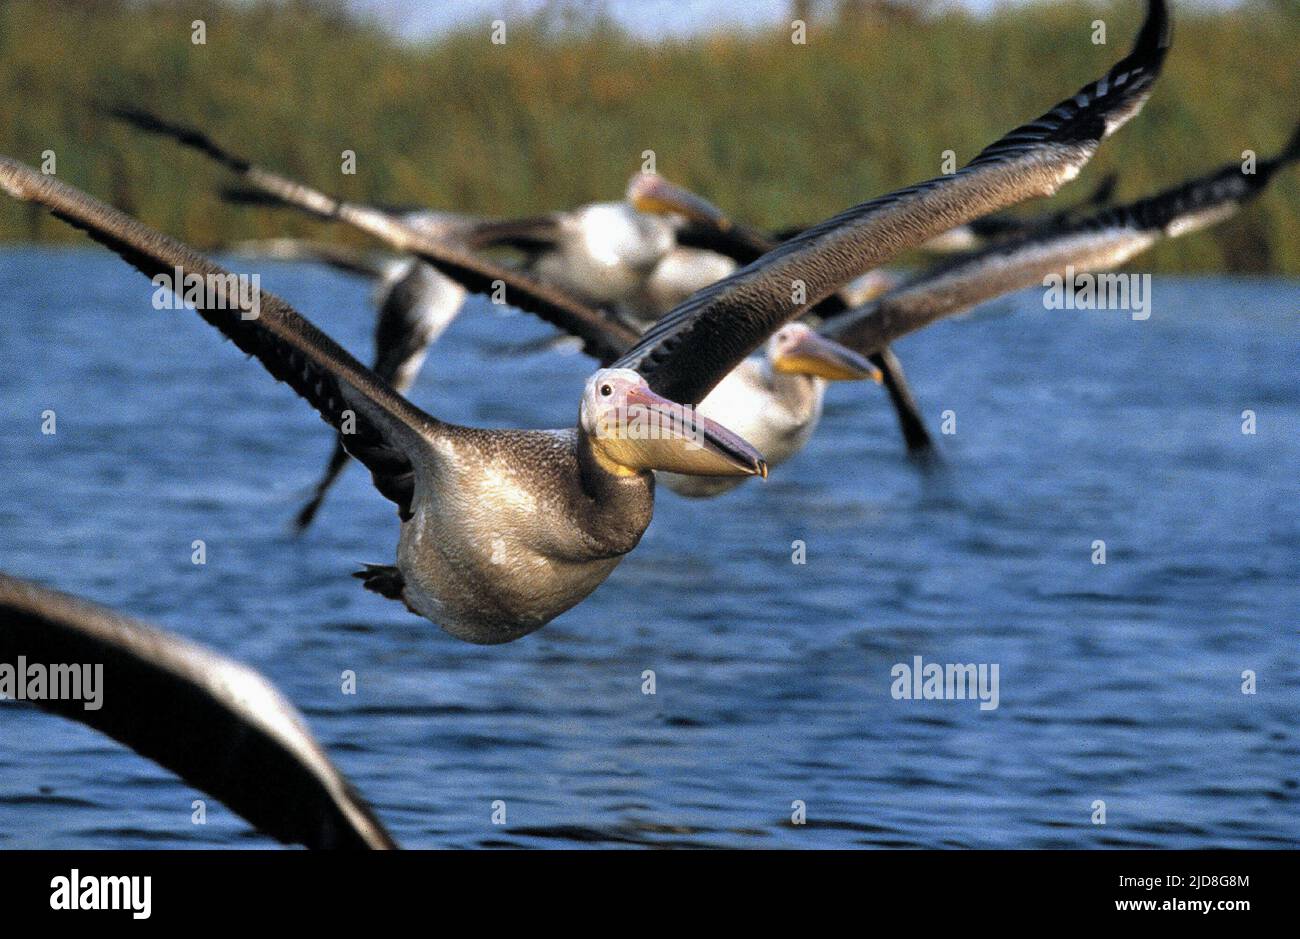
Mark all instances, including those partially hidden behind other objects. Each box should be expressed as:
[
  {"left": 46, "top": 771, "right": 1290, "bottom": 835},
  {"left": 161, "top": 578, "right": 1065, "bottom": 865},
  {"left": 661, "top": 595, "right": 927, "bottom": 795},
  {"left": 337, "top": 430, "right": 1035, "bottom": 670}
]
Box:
[{"left": 0, "top": 572, "right": 395, "bottom": 849}]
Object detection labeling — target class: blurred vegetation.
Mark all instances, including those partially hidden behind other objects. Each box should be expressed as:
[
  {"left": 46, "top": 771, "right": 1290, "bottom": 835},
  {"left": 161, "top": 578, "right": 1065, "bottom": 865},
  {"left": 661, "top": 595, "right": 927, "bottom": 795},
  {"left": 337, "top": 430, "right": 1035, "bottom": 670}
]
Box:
[{"left": 0, "top": 0, "right": 1297, "bottom": 272}]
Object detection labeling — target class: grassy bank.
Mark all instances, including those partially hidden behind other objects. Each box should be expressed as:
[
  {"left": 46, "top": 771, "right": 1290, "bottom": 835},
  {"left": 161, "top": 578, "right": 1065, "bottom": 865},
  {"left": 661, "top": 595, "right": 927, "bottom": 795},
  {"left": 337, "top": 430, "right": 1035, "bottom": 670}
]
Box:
[{"left": 1, "top": 0, "right": 1297, "bottom": 272}]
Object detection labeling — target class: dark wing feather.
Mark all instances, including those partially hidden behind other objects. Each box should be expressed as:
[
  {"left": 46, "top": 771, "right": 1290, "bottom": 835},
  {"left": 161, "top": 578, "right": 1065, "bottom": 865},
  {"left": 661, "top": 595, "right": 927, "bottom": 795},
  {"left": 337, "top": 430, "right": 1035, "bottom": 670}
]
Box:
[
  {"left": 297, "top": 262, "right": 451, "bottom": 532},
  {"left": 109, "top": 107, "right": 637, "bottom": 364},
  {"left": 613, "top": 0, "right": 1170, "bottom": 406},
  {"left": 827, "top": 126, "right": 1299, "bottom": 355},
  {"left": 0, "top": 158, "right": 435, "bottom": 519},
  {"left": 0, "top": 573, "right": 395, "bottom": 850},
  {"left": 672, "top": 217, "right": 773, "bottom": 266},
  {"left": 458, "top": 215, "right": 566, "bottom": 253}
]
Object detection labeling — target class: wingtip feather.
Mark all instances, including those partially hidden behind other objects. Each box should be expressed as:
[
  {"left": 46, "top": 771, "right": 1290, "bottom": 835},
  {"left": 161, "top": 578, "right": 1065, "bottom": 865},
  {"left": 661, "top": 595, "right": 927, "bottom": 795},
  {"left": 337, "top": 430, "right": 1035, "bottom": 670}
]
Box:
[{"left": 1138, "top": 0, "right": 1172, "bottom": 55}]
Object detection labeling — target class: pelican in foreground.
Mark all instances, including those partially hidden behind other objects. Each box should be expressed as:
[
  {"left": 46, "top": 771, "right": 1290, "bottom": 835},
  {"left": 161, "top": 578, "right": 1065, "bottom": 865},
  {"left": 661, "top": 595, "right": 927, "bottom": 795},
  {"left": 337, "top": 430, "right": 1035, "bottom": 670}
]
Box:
[
  {"left": 0, "top": 159, "right": 765, "bottom": 645},
  {"left": 4, "top": 0, "right": 1167, "bottom": 644},
  {"left": 0, "top": 572, "right": 394, "bottom": 849}
]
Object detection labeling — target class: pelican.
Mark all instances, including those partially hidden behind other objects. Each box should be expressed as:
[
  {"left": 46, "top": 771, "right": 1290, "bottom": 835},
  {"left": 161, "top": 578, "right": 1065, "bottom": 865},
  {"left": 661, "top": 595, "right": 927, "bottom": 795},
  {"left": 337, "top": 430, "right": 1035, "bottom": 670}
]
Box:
[
  {"left": 3, "top": 0, "right": 1167, "bottom": 644},
  {"left": 820, "top": 118, "right": 1300, "bottom": 356},
  {"left": 112, "top": 115, "right": 938, "bottom": 460},
  {"left": 0, "top": 572, "right": 394, "bottom": 849},
  {"left": 654, "top": 322, "right": 882, "bottom": 497},
  {"left": 627, "top": 172, "right": 936, "bottom": 455},
  {"left": 1, "top": 158, "right": 764, "bottom": 645}
]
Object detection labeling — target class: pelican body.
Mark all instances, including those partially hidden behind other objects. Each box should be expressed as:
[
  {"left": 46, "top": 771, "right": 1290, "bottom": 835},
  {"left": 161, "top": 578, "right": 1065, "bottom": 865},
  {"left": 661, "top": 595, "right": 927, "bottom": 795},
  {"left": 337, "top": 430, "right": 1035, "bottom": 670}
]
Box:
[{"left": 392, "top": 426, "right": 652, "bottom": 642}]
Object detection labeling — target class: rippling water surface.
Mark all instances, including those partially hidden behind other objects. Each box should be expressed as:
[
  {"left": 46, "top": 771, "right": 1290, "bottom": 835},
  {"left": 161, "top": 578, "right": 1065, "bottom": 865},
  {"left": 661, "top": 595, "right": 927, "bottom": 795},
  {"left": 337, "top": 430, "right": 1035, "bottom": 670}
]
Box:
[{"left": 0, "top": 248, "right": 1296, "bottom": 848}]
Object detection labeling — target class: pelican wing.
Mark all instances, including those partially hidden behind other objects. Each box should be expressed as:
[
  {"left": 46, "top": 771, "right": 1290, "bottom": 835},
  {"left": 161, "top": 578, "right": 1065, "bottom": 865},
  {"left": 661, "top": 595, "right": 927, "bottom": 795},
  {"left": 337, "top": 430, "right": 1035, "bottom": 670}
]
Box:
[
  {"left": 960, "top": 171, "right": 1118, "bottom": 242},
  {"left": 0, "top": 573, "right": 395, "bottom": 849},
  {"left": 297, "top": 262, "right": 459, "bottom": 532},
  {"left": 110, "top": 107, "right": 638, "bottom": 364},
  {"left": 612, "top": 0, "right": 1170, "bottom": 406},
  {"left": 826, "top": 122, "right": 1300, "bottom": 355},
  {"left": 0, "top": 157, "right": 436, "bottom": 520}
]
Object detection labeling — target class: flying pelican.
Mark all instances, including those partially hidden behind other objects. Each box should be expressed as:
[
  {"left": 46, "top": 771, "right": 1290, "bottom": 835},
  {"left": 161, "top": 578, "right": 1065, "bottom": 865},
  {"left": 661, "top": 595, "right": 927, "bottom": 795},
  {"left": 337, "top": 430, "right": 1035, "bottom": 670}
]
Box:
[
  {"left": 820, "top": 119, "right": 1300, "bottom": 356},
  {"left": 0, "top": 157, "right": 764, "bottom": 645},
  {"left": 627, "top": 172, "right": 936, "bottom": 455},
  {"left": 0, "top": 572, "right": 394, "bottom": 849},
  {"left": 3, "top": 0, "right": 1168, "bottom": 644}
]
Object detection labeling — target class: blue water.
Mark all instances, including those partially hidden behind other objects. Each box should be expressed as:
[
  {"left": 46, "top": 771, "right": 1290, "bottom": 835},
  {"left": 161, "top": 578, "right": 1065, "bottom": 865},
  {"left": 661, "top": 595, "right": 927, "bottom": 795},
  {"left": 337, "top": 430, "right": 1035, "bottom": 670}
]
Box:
[{"left": 0, "top": 247, "right": 1295, "bottom": 848}]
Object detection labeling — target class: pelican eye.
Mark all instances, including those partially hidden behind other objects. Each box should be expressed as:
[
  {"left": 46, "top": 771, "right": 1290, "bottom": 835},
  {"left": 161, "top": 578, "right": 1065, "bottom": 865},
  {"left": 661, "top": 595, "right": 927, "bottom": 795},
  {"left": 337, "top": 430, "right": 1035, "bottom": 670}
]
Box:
[{"left": 600, "top": 384, "right": 613, "bottom": 397}]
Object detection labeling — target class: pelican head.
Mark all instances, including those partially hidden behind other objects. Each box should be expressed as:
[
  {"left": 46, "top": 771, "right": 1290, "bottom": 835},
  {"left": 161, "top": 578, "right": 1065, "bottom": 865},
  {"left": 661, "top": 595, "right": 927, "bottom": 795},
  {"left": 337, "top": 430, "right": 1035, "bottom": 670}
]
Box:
[
  {"left": 580, "top": 368, "right": 768, "bottom": 479},
  {"left": 767, "top": 323, "right": 882, "bottom": 382},
  {"left": 626, "top": 172, "right": 733, "bottom": 230}
]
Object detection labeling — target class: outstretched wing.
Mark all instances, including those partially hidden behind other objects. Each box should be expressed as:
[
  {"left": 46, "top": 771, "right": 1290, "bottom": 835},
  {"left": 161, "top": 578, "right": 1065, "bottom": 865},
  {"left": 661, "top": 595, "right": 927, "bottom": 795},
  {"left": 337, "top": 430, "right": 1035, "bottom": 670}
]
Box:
[
  {"left": 826, "top": 122, "right": 1300, "bottom": 355},
  {"left": 0, "top": 158, "right": 436, "bottom": 519},
  {"left": 0, "top": 573, "right": 395, "bottom": 849},
  {"left": 612, "top": 0, "right": 1170, "bottom": 406}
]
